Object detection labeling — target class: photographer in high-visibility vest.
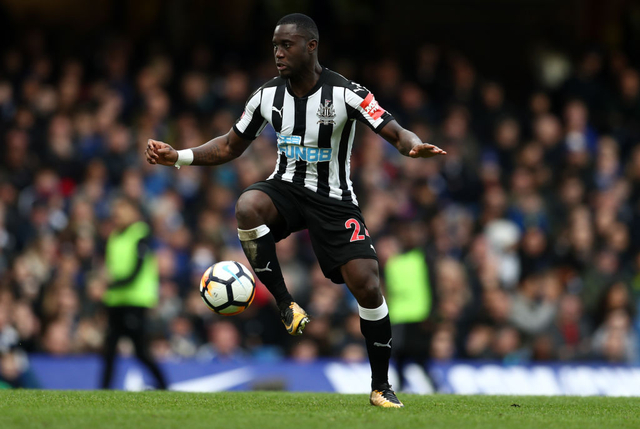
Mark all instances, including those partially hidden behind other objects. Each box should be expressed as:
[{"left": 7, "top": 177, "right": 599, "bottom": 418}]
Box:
[{"left": 101, "top": 196, "right": 167, "bottom": 389}]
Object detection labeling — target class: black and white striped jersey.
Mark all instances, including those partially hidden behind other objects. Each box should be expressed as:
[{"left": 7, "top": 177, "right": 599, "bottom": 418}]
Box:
[{"left": 233, "top": 67, "right": 394, "bottom": 205}]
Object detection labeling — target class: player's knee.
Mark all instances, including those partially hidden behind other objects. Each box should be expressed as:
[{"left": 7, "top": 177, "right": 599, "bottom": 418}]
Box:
[
  {"left": 353, "top": 275, "right": 383, "bottom": 308},
  {"left": 342, "top": 259, "right": 383, "bottom": 308},
  {"left": 235, "top": 193, "right": 263, "bottom": 228}
]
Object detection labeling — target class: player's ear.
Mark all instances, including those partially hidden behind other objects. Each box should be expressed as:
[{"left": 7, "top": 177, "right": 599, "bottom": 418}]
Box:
[{"left": 307, "top": 39, "right": 318, "bottom": 54}]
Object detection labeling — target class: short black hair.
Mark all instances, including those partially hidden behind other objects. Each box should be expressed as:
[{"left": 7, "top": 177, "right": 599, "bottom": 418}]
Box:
[{"left": 277, "top": 13, "right": 319, "bottom": 41}]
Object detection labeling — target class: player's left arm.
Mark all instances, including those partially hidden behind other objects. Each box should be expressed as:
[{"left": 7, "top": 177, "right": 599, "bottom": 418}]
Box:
[
  {"left": 378, "top": 120, "right": 447, "bottom": 158},
  {"left": 344, "top": 83, "right": 445, "bottom": 158}
]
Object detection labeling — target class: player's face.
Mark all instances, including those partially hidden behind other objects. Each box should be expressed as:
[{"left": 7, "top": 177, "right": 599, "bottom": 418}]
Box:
[{"left": 272, "top": 24, "right": 312, "bottom": 78}]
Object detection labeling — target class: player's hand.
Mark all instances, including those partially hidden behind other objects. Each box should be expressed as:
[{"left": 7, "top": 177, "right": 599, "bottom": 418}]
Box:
[
  {"left": 146, "top": 139, "right": 178, "bottom": 166},
  {"left": 409, "top": 143, "right": 447, "bottom": 158}
]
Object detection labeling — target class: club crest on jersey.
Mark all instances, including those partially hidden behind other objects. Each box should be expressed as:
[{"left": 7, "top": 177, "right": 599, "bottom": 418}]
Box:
[{"left": 317, "top": 99, "right": 336, "bottom": 125}]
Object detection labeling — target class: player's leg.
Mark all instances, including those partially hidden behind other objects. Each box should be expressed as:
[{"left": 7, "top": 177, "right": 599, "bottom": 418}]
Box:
[
  {"left": 235, "top": 189, "right": 292, "bottom": 308},
  {"left": 100, "top": 306, "right": 123, "bottom": 389},
  {"left": 235, "top": 187, "right": 309, "bottom": 335},
  {"left": 300, "top": 191, "right": 401, "bottom": 405},
  {"left": 341, "top": 259, "right": 403, "bottom": 408},
  {"left": 127, "top": 306, "right": 168, "bottom": 389}
]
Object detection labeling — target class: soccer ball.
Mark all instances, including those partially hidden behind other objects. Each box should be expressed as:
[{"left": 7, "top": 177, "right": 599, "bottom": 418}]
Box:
[{"left": 200, "top": 261, "right": 256, "bottom": 316}]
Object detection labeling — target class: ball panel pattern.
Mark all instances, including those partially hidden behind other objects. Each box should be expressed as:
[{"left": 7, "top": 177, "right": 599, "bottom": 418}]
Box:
[{"left": 199, "top": 261, "right": 256, "bottom": 315}]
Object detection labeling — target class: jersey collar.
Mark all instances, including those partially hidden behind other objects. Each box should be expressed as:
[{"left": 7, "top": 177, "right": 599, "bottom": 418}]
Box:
[{"left": 285, "top": 66, "right": 326, "bottom": 99}]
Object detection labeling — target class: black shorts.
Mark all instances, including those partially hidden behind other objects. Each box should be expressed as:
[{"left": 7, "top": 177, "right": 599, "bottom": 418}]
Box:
[{"left": 243, "top": 180, "right": 378, "bottom": 284}]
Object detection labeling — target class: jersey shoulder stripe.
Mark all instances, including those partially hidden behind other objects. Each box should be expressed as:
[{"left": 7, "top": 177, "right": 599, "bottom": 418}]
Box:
[
  {"left": 241, "top": 76, "right": 286, "bottom": 114},
  {"left": 321, "top": 69, "right": 393, "bottom": 132},
  {"left": 234, "top": 88, "right": 265, "bottom": 140},
  {"left": 344, "top": 85, "right": 393, "bottom": 132},
  {"left": 260, "top": 76, "right": 286, "bottom": 89},
  {"left": 322, "top": 69, "right": 372, "bottom": 96},
  {"left": 321, "top": 69, "right": 352, "bottom": 88},
  {"left": 234, "top": 77, "right": 286, "bottom": 140}
]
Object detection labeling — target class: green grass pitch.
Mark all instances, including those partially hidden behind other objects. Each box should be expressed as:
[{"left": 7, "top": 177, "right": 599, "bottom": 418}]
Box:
[{"left": 1, "top": 391, "right": 639, "bottom": 429}]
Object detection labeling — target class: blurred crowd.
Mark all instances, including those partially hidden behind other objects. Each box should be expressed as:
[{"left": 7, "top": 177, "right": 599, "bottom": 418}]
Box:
[{"left": 1, "top": 27, "right": 640, "bottom": 388}]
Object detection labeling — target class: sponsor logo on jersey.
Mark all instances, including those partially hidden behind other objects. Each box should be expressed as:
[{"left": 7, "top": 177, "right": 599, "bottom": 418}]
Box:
[
  {"left": 359, "top": 93, "right": 385, "bottom": 121},
  {"left": 276, "top": 133, "right": 332, "bottom": 163},
  {"left": 316, "top": 99, "right": 336, "bottom": 125}
]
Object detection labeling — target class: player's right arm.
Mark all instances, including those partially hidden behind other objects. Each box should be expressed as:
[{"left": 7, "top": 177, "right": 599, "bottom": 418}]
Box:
[
  {"left": 145, "top": 129, "right": 252, "bottom": 167},
  {"left": 146, "top": 87, "right": 267, "bottom": 167}
]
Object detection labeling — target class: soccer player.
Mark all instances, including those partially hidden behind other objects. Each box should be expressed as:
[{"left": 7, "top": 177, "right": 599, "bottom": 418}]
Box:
[{"left": 145, "top": 13, "right": 445, "bottom": 407}]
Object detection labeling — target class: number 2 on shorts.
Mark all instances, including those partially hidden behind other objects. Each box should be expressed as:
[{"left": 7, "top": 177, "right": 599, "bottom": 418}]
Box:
[{"left": 345, "top": 218, "right": 369, "bottom": 242}]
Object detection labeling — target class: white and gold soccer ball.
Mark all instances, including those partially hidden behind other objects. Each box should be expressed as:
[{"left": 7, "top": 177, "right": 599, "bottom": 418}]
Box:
[{"left": 199, "top": 261, "right": 256, "bottom": 316}]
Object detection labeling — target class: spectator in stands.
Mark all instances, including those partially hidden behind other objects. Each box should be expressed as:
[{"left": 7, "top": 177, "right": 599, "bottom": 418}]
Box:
[
  {"left": 0, "top": 350, "right": 39, "bottom": 388},
  {"left": 197, "top": 320, "right": 246, "bottom": 362},
  {"left": 550, "top": 294, "right": 592, "bottom": 361},
  {"left": 509, "top": 273, "right": 557, "bottom": 336},
  {"left": 591, "top": 310, "right": 638, "bottom": 363}
]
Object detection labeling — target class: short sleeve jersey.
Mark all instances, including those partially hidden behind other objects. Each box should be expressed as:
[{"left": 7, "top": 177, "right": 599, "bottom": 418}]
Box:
[{"left": 233, "top": 67, "right": 393, "bottom": 205}]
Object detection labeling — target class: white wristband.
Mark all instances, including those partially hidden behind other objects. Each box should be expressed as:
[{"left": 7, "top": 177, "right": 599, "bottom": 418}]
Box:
[{"left": 174, "top": 149, "right": 194, "bottom": 169}]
